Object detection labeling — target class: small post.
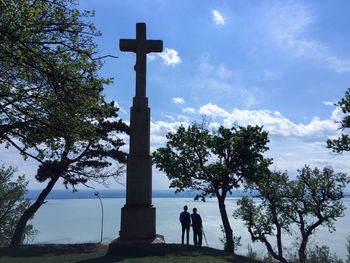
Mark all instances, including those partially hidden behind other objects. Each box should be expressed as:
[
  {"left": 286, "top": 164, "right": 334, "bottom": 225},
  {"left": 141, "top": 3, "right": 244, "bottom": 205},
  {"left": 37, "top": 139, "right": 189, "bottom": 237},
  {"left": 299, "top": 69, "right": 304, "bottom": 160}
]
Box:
[{"left": 94, "top": 191, "right": 104, "bottom": 243}]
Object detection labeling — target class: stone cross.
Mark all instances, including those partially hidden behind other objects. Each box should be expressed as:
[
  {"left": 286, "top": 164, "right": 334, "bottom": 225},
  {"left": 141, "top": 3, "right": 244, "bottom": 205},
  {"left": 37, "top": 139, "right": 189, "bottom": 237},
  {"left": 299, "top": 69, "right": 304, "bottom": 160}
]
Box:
[
  {"left": 118, "top": 23, "right": 163, "bottom": 241},
  {"left": 120, "top": 23, "right": 162, "bottom": 98}
]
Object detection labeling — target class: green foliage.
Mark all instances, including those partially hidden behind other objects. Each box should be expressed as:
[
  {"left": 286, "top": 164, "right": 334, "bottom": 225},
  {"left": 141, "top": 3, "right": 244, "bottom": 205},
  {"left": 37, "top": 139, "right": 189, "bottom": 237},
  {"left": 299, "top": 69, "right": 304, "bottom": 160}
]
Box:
[
  {"left": 327, "top": 88, "right": 350, "bottom": 153},
  {"left": 153, "top": 123, "right": 271, "bottom": 199},
  {"left": 0, "top": 0, "right": 128, "bottom": 247},
  {"left": 246, "top": 244, "right": 259, "bottom": 260},
  {"left": 0, "top": 0, "right": 109, "bottom": 142},
  {"left": 0, "top": 0, "right": 128, "bottom": 188},
  {"left": 235, "top": 165, "right": 349, "bottom": 263},
  {"left": 306, "top": 245, "right": 343, "bottom": 263},
  {"left": 287, "top": 166, "right": 348, "bottom": 233},
  {"left": 245, "top": 245, "right": 276, "bottom": 263},
  {"left": 0, "top": 164, "right": 36, "bottom": 246}
]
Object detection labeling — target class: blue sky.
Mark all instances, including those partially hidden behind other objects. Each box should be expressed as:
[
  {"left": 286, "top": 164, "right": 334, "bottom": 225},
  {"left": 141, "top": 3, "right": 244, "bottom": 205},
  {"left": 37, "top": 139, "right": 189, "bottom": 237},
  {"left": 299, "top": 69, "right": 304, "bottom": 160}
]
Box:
[{"left": 3, "top": 0, "right": 350, "bottom": 190}]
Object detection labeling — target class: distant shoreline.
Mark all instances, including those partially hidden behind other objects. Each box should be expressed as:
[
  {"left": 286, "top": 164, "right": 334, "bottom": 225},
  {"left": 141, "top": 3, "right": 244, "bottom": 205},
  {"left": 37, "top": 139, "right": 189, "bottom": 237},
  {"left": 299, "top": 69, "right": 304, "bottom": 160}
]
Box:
[
  {"left": 25, "top": 189, "right": 204, "bottom": 200},
  {"left": 26, "top": 189, "right": 350, "bottom": 200}
]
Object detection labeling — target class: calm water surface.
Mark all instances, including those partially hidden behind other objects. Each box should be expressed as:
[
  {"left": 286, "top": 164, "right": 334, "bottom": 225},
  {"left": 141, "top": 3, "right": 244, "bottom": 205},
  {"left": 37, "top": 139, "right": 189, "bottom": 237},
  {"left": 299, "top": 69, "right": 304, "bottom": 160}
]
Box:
[{"left": 30, "top": 197, "right": 350, "bottom": 259}]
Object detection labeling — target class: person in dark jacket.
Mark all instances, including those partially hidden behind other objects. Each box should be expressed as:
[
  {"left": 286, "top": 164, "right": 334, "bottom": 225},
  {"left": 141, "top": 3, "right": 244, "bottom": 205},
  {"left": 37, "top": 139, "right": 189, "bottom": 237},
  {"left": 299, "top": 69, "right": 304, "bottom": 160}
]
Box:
[
  {"left": 179, "top": 205, "right": 191, "bottom": 246},
  {"left": 191, "top": 207, "right": 202, "bottom": 247}
]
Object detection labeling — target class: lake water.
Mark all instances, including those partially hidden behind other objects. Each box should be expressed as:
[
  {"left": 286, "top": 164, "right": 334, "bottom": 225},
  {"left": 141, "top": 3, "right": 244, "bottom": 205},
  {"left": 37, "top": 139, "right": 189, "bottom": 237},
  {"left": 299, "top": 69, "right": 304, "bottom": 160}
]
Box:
[{"left": 29, "top": 195, "right": 350, "bottom": 259}]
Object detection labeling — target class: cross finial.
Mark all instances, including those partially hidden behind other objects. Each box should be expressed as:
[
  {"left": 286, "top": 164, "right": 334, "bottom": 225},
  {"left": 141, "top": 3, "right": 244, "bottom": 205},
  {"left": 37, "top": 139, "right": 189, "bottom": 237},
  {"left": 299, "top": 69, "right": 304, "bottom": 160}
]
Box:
[
  {"left": 136, "top": 23, "right": 146, "bottom": 41},
  {"left": 119, "top": 23, "right": 163, "bottom": 98}
]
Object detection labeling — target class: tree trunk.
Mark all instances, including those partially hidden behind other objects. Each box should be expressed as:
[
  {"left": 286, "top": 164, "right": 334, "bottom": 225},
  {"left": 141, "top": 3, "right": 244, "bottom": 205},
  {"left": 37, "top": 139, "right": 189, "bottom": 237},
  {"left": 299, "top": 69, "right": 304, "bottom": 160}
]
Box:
[
  {"left": 260, "top": 235, "right": 288, "bottom": 263},
  {"left": 9, "top": 174, "right": 60, "bottom": 248},
  {"left": 271, "top": 204, "right": 284, "bottom": 260},
  {"left": 298, "top": 220, "right": 322, "bottom": 263},
  {"left": 298, "top": 235, "right": 308, "bottom": 263},
  {"left": 217, "top": 196, "right": 234, "bottom": 253}
]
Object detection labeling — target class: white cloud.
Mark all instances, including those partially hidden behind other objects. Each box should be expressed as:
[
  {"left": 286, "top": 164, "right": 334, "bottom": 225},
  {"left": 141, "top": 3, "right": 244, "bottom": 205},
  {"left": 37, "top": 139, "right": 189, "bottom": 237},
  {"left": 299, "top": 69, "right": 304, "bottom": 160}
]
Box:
[
  {"left": 114, "top": 101, "right": 127, "bottom": 115},
  {"left": 199, "top": 103, "right": 230, "bottom": 118},
  {"left": 182, "top": 107, "right": 196, "bottom": 114},
  {"left": 323, "top": 101, "right": 336, "bottom": 106},
  {"left": 150, "top": 120, "right": 189, "bottom": 150},
  {"left": 208, "top": 122, "right": 221, "bottom": 130},
  {"left": 181, "top": 102, "right": 345, "bottom": 141},
  {"left": 212, "top": 9, "right": 225, "bottom": 26},
  {"left": 172, "top": 97, "right": 185, "bottom": 105},
  {"left": 267, "top": 2, "right": 350, "bottom": 73},
  {"left": 222, "top": 106, "right": 342, "bottom": 140},
  {"left": 159, "top": 48, "right": 181, "bottom": 66}
]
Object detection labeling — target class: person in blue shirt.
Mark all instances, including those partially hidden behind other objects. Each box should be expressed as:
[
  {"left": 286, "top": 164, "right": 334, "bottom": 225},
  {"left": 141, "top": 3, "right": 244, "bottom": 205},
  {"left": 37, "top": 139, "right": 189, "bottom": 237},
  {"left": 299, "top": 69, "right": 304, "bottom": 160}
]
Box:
[
  {"left": 179, "top": 205, "right": 191, "bottom": 246},
  {"left": 191, "top": 207, "right": 202, "bottom": 247}
]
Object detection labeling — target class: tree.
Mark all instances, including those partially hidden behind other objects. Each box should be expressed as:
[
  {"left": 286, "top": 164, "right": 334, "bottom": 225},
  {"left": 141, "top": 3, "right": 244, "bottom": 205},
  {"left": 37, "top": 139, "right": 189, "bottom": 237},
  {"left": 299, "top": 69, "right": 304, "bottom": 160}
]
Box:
[
  {"left": 0, "top": 164, "right": 36, "bottom": 246},
  {"left": 0, "top": 0, "right": 128, "bottom": 247},
  {"left": 0, "top": 0, "right": 113, "bottom": 142},
  {"left": 288, "top": 166, "right": 348, "bottom": 263},
  {"left": 235, "top": 165, "right": 349, "bottom": 263},
  {"left": 327, "top": 88, "right": 350, "bottom": 153},
  {"left": 235, "top": 171, "right": 290, "bottom": 263},
  {"left": 153, "top": 123, "right": 271, "bottom": 252},
  {"left": 9, "top": 113, "right": 128, "bottom": 248}
]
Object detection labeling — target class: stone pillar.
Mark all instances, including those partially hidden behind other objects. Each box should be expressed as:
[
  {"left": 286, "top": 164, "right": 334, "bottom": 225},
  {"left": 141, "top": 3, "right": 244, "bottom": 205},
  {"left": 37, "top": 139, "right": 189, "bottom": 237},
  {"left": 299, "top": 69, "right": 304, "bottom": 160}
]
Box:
[
  {"left": 119, "top": 97, "right": 155, "bottom": 239},
  {"left": 108, "top": 23, "right": 165, "bottom": 256}
]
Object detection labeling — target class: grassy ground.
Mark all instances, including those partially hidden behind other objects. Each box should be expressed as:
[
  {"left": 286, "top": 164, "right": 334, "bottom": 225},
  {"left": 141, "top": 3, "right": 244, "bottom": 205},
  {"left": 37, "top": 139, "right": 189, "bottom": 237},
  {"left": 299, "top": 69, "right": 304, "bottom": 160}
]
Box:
[{"left": 0, "top": 243, "right": 260, "bottom": 263}]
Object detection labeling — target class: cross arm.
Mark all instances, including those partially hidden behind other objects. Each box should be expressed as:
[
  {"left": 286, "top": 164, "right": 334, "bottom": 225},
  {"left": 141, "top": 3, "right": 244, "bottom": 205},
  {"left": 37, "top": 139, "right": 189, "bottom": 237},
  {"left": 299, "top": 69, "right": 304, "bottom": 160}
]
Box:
[
  {"left": 120, "top": 39, "right": 137, "bottom": 52},
  {"left": 146, "top": 40, "right": 163, "bottom": 53}
]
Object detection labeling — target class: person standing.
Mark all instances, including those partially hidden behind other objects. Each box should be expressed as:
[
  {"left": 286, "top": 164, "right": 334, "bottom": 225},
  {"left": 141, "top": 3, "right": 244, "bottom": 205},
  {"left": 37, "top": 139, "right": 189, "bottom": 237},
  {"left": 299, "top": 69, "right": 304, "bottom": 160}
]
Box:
[
  {"left": 191, "top": 207, "right": 203, "bottom": 247},
  {"left": 179, "top": 205, "right": 191, "bottom": 246}
]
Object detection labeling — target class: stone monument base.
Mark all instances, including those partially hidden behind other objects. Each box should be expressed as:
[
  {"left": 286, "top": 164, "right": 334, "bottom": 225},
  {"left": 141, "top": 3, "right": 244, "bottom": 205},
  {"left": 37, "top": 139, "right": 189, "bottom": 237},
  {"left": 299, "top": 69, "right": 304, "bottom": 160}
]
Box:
[
  {"left": 107, "top": 234, "right": 166, "bottom": 257},
  {"left": 119, "top": 205, "right": 155, "bottom": 239}
]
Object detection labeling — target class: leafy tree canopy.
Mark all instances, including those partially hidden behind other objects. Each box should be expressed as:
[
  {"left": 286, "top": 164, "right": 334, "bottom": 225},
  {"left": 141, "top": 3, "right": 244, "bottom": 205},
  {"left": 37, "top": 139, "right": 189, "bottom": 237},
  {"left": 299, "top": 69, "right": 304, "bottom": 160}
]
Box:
[
  {"left": 0, "top": 0, "right": 114, "bottom": 149},
  {"left": 327, "top": 88, "right": 350, "bottom": 153},
  {"left": 153, "top": 124, "right": 271, "bottom": 199},
  {"left": 0, "top": 0, "right": 128, "bottom": 187}
]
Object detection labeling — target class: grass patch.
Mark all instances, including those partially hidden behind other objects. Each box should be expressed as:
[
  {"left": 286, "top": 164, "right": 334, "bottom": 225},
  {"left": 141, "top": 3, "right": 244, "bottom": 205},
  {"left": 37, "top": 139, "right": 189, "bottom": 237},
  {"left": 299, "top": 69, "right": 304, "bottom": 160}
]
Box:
[{"left": 0, "top": 243, "right": 260, "bottom": 263}]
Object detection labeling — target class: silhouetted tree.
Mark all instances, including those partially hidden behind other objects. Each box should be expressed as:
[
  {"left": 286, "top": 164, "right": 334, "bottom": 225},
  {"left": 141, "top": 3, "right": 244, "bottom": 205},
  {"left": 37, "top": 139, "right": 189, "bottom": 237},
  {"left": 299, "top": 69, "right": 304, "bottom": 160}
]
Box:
[
  {"left": 235, "top": 171, "right": 290, "bottom": 263},
  {"left": 0, "top": 0, "right": 112, "bottom": 142},
  {"left": 0, "top": 0, "right": 128, "bottom": 247},
  {"left": 327, "top": 88, "right": 350, "bottom": 153},
  {"left": 289, "top": 166, "right": 348, "bottom": 263},
  {"left": 0, "top": 164, "right": 36, "bottom": 245},
  {"left": 153, "top": 123, "right": 271, "bottom": 253},
  {"left": 235, "top": 165, "right": 349, "bottom": 263},
  {"left": 9, "top": 111, "right": 128, "bottom": 248}
]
